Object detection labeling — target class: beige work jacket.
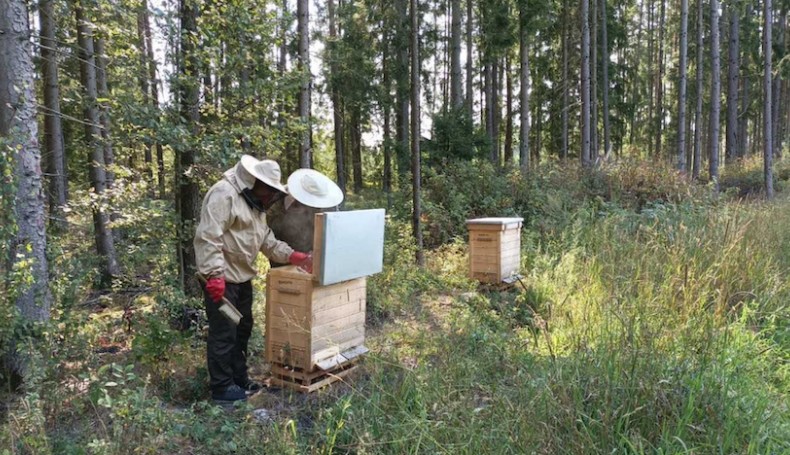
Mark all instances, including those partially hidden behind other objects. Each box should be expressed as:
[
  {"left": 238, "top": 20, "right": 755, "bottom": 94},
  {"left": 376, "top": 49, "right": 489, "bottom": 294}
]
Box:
[{"left": 194, "top": 162, "right": 294, "bottom": 283}]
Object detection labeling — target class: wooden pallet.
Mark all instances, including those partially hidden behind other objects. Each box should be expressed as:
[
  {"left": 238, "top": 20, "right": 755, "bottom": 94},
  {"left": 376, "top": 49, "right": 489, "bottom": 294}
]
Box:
[{"left": 269, "top": 357, "right": 362, "bottom": 393}]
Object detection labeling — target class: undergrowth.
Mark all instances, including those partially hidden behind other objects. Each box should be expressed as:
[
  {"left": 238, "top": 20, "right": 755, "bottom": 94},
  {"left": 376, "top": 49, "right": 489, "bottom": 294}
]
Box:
[{"left": 2, "top": 159, "right": 789, "bottom": 454}]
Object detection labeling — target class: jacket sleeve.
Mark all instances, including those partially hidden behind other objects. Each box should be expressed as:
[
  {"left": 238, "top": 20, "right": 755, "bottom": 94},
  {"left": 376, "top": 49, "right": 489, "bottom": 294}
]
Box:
[
  {"left": 194, "top": 186, "right": 233, "bottom": 278},
  {"left": 259, "top": 218, "right": 295, "bottom": 264}
]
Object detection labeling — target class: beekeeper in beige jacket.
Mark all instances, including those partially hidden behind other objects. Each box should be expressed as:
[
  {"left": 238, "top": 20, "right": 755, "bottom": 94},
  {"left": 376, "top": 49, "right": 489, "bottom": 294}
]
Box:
[{"left": 194, "top": 155, "right": 311, "bottom": 403}]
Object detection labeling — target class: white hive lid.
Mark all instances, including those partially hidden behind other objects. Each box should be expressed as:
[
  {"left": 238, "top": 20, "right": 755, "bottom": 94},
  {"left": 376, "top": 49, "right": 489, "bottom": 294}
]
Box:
[{"left": 466, "top": 217, "right": 524, "bottom": 225}]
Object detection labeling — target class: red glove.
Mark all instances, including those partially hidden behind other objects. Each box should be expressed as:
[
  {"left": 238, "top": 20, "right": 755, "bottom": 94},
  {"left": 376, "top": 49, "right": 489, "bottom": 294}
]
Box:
[
  {"left": 289, "top": 251, "right": 313, "bottom": 274},
  {"left": 205, "top": 277, "right": 225, "bottom": 303}
]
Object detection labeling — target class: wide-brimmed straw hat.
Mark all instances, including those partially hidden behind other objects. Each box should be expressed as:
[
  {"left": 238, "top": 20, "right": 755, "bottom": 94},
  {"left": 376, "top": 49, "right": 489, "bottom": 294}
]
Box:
[
  {"left": 286, "top": 169, "right": 344, "bottom": 208},
  {"left": 240, "top": 155, "right": 287, "bottom": 193}
]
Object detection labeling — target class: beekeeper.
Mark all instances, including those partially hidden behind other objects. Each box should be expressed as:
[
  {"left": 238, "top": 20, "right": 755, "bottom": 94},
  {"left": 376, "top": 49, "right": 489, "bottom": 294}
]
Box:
[
  {"left": 267, "top": 169, "right": 345, "bottom": 268},
  {"left": 194, "top": 155, "right": 312, "bottom": 403}
]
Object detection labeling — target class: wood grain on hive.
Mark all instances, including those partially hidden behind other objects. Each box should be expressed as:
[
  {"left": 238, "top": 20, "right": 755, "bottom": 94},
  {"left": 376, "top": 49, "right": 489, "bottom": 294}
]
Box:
[{"left": 466, "top": 217, "right": 524, "bottom": 283}]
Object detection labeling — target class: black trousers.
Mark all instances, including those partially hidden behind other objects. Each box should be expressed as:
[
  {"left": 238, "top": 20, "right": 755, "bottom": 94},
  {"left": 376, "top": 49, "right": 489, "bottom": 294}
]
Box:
[{"left": 203, "top": 280, "right": 254, "bottom": 392}]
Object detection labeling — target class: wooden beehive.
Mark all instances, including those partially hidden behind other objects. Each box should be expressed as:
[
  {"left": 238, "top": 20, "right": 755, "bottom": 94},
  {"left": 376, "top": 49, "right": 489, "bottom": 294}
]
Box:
[
  {"left": 467, "top": 217, "right": 523, "bottom": 283},
  {"left": 265, "top": 265, "right": 366, "bottom": 372}
]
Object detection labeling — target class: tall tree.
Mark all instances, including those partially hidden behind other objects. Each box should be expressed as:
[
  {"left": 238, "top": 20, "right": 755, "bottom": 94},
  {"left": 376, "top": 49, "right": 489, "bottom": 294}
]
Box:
[
  {"left": 600, "top": 0, "right": 611, "bottom": 158},
  {"left": 726, "top": 3, "right": 740, "bottom": 164},
  {"left": 677, "top": 0, "right": 689, "bottom": 171},
  {"left": 693, "top": 0, "right": 704, "bottom": 179},
  {"left": 764, "top": 0, "right": 774, "bottom": 198},
  {"left": 562, "top": 0, "right": 570, "bottom": 160},
  {"left": 75, "top": 0, "right": 120, "bottom": 283},
  {"left": 39, "top": 0, "right": 68, "bottom": 227},
  {"left": 328, "top": 0, "right": 346, "bottom": 194},
  {"left": 142, "top": 2, "right": 166, "bottom": 199},
  {"left": 466, "top": 0, "right": 474, "bottom": 120},
  {"left": 0, "top": 0, "right": 51, "bottom": 379},
  {"left": 591, "top": 0, "right": 599, "bottom": 159},
  {"left": 655, "top": 0, "right": 666, "bottom": 157},
  {"left": 505, "top": 58, "right": 514, "bottom": 164},
  {"left": 451, "top": 0, "right": 464, "bottom": 108},
  {"left": 396, "top": 0, "right": 410, "bottom": 175},
  {"left": 519, "top": 1, "right": 530, "bottom": 170},
  {"left": 411, "top": 0, "right": 424, "bottom": 266},
  {"left": 176, "top": 0, "right": 200, "bottom": 295},
  {"left": 581, "top": 0, "right": 592, "bottom": 166},
  {"left": 709, "top": 0, "right": 721, "bottom": 186},
  {"left": 95, "top": 37, "right": 115, "bottom": 194},
  {"left": 297, "top": 0, "right": 312, "bottom": 168}
]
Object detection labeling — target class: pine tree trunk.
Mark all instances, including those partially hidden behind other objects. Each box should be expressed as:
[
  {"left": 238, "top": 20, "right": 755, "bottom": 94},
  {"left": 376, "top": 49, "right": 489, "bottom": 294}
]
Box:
[
  {"left": 0, "top": 0, "right": 52, "bottom": 379},
  {"left": 95, "top": 38, "right": 115, "bottom": 194},
  {"left": 142, "top": 4, "right": 166, "bottom": 199},
  {"left": 726, "top": 5, "right": 740, "bottom": 164},
  {"left": 176, "top": 0, "right": 200, "bottom": 295},
  {"left": 677, "top": 0, "right": 689, "bottom": 171},
  {"left": 505, "top": 57, "right": 514, "bottom": 165},
  {"left": 764, "top": 0, "right": 774, "bottom": 198},
  {"left": 466, "top": 0, "right": 474, "bottom": 120},
  {"left": 328, "top": 0, "right": 346, "bottom": 195},
  {"left": 396, "top": 0, "right": 410, "bottom": 176},
  {"left": 601, "top": 0, "right": 611, "bottom": 158},
  {"left": 39, "top": 0, "right": 68, "bottom": 226},
  {"left": 693, "top": 0, "right": 704, "bottom": 179},
  {"left": 655, "top": 0, "right": 666, "bottom": 158},
  {"left": 75, "top": 1, "right": 120, "bottom": 283},
  {"left": 771, "top": 9, "right": 784, "bottom": 159},
  {"left": 709, "top": 0, "right": 721, "bottom": 186},
  {"left": 581, "top": 0, "right": 592, "bottom": 166},
  {"left": 297, "top": 0, "right": 312, "bottom": 168},
  {"left": 137, "top": 8, "right": 155, "bottom": 191},
  {"left": 492, "top": 60, "right": 501, "bottom": 166},
  {"left": 451, "top": 0, "right": 463, "bottom": 109},
  {"left": 352, "top": 109, "right": 363, "bottom": 193},
  {"left": 519, "top": 3, "right": 530, "bottom": 170},
  {"left": 591, "top": 0, "right": 599, "bottom": 160},
  {"left": 562, "top": 0, "right": 569, "bottom": 160},
  {"left": 382, "top": 27, "right": 392, "bottom": 207},
  {"left": 411, "top": 0, "right": 424, "bottom": 266}
]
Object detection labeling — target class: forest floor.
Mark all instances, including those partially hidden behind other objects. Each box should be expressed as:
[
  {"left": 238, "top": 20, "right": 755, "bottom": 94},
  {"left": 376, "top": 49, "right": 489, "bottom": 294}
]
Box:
[{"left": 2, "top": 160, "right": 790, "bottom": 454}]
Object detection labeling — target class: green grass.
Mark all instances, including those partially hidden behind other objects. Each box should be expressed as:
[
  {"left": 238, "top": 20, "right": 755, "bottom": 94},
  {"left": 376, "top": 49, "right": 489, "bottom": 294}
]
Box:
[{"left": 2, "top": 161, "right": 789, "bottom": 454}]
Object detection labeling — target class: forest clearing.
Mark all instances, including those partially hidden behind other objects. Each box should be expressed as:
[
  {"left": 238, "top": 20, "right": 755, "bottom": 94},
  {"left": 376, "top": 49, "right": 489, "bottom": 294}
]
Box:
[{"left": 2, "top": 0, "right": 790, "bottom": 453}]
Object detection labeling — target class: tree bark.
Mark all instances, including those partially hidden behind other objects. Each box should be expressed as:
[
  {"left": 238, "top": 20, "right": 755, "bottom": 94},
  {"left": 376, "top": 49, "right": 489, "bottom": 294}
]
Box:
[
  {"left": 591, "top": 0, "right": 599, "bottom": 159},
  {"left": 382, "top": 26, "right": 392, "bottom": 207},
  {"left": 581, "top": 0, "right": 592, "bottom": 167},
  {"left": 410, "top": 0, "right": 424, "bottom": 266},
  {"left": 726, "top": 4, "right": 740, "bottom": 164},
  {"left": 466, "top": 0, "right": 474, "bottom": 120},
  {"left": 351, "top": 109, "right": 363, "bottom": 193},
  {"left": 328, "top": 0, "right": 346, "bottom": 195},
  {"left": 76, "top": 0, "right": 120, "bottom": 283},
  {"left": 297, "top": 0, "right": 312, "bottom": 168},
  {"left": 141, "top": 3, "right": 166, "bottom": 199},
  {"left": 655, "top": 0, "right": 666, "bottom": 158},
  {"left": 95, "top": 37, "right": 115, "bottom": 194},
  {"left": 764, "top": 0, "right": 774, "bottom": 198},
  {"left": 137, "top": 8, "right": 155, "bottom": 191},
  {"left": 677, "top": 0, "right": 689, "bottom": 171},
  {"left": 176, "top": 0, "right": 200, "bottom": 295},
  {"left": 451, "top": 0, "right": 463, "bottom": 109},
  {"left": 0, "top": 0, "right": 52, "bottom": 378},
  {"left": 396, "top": 0, "right": 410, "bottom": 176},
  {"left": 709, "top": 0, "right": 721, "bottom": 186},
  {"left": 693, "top": 0, "right": 704, "bottom": 180},
  {"left": 519, "top": 3, "right": 530, "bottom": 170},
  {"left": 600, "top": 0, "right": 611, "bottom": 158},
  {"left": 39, "top": 0, "right": 68, "bottom": 226},
  {"left": 505, "top": 57, "right": 514, "bottom": 165},
  {"left": 562, "top": 0, "right": 569, "bottom": 160}
]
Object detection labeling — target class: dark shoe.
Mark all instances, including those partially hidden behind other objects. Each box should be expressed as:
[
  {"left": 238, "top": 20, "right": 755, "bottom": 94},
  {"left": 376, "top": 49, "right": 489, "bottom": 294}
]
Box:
[
  {"left": 212, "top": 384, "right": 248, "bottom": 402},
  {"left": 236, "top": 379, "right": 263, "bottom": 394}
]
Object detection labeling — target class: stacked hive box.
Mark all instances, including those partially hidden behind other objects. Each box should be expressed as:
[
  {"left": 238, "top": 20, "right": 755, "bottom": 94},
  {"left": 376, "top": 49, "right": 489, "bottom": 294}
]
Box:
[
  {"left": 467, "top": 217, "right": 523, "bottom": 283},
  {"left": 265, "top": 266, "right": 367, "bottom": 392}
]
